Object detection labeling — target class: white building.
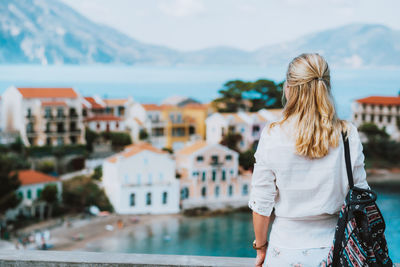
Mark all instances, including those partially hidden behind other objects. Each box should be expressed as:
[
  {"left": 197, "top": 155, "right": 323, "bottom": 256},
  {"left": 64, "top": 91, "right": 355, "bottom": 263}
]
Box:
[
  {"left": 1, "top": 86, "right": 85, "bottom": 146},
  {"left": 102, "top": 143, "right": 179, "bottom": 214},
  {"left": 176, "top": 141, "right": 251, "bottom": 210},
  {"left": 205, "top": 109, "right": 282, "bottom": 151},
  {"left": 352, "top": 96, "right": 400, "bottom": 141},
  {"left": 6, "top": 170, "right": 62, "bottom": 220}
]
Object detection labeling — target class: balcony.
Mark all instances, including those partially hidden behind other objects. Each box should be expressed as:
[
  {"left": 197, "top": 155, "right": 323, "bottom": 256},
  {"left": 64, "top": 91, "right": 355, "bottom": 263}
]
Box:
[{"left": 0, "top": 250, "right": 254, "bottom": 267}]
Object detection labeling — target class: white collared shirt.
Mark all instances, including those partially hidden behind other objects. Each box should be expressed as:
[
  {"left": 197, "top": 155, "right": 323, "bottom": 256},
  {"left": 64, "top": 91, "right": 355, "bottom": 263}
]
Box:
[{"left": 248, "top": 120, "right": 369, "bottom": 248}]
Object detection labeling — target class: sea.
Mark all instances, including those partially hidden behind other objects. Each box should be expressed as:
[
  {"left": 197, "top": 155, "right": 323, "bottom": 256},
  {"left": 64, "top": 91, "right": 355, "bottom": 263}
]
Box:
[
  {"left": 0, "top": 64, "right": 399, "bottom": 119},
  {"left": 85, "top": 187, "right": 400, "bottom": 262}
]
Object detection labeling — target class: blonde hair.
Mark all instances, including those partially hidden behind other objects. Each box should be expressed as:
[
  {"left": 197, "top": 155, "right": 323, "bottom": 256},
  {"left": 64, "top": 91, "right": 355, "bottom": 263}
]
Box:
[{"left": 270, "top": 53, "right": 347, "bottom": 159}]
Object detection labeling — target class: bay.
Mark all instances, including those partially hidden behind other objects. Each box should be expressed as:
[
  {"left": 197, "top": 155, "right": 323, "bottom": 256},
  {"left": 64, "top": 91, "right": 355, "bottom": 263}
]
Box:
[
  {"left": 0, "top": 65, "right": 399, "bottom": 119},
  {"left": 85, "top": 188, "right": 400, "bottom": 262}
]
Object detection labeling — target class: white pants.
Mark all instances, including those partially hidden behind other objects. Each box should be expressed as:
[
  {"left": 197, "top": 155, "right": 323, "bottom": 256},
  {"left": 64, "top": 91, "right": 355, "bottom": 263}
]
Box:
[{"left": 263, "top": 243, "right": 330, "bottom": 267}]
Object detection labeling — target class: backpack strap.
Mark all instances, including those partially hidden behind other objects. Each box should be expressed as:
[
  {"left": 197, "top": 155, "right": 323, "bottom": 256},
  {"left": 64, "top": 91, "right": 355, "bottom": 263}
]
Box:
[{"left": 342, "top": 131, "right": 354, "bottom": 189}]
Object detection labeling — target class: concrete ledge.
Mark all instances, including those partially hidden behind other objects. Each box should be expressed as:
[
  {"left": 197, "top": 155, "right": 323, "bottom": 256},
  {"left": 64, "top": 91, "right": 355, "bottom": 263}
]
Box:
[{"left": 0, "top": 250, "right": 254, "bottom": 267}]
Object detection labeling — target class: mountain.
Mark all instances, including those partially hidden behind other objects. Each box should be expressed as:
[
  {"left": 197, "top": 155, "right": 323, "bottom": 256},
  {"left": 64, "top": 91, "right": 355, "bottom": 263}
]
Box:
[
  {"left": 0, "top": 0, "right": 179, "bottom": 65},
  {"left": 0, "top": 0, "right": 400, "bottom": 67},
  {"left": 253, "top": 24, "right": 400, "bottom": 68}
]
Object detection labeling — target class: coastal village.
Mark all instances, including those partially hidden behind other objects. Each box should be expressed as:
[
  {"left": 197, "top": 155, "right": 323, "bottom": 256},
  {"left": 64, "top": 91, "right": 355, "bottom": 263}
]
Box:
[{"left": 0, "top": 86, "right": 399, "bottom": 250}]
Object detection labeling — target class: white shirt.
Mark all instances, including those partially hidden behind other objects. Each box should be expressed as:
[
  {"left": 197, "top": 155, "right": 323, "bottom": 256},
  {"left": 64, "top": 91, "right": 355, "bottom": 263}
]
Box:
[{"left": 248, "top": 119, "right": 370, "bottom": 249}]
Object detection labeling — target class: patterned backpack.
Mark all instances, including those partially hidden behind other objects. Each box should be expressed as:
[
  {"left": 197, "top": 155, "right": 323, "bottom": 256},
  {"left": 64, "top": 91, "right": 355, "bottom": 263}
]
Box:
[{"left": 326, "top": 132, "right": 393, "bottom": 266}]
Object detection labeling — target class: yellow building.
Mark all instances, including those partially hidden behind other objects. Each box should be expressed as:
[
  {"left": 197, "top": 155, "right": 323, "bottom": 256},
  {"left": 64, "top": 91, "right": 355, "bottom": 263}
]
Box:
[{"left": 142, "top": 103, "right": 210, "bottom": 150}]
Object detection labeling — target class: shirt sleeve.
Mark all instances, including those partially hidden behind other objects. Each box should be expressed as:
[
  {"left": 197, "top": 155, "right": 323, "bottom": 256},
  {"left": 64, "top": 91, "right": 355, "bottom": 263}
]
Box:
[
  {"left": 350, "top": 124, "right": 370, "bottom": 190},
  {"left": 248, "top": 127, "right": 277, "bottom": 217}
]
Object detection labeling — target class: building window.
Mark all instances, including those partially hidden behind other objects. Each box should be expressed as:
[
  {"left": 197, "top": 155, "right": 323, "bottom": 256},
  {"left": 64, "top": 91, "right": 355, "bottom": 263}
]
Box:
[
  {"left": 215, "top": 186, "right": 220, "bottom": 197},
  {"left": 196, "top": 156, "right": 204, "bottom": 162},
  {"left": 354, "top": 114, "right": 358, "bottom": 120},
  {"left": 361, "top": 113, "right": 366, "bottom": 122},
  {"left": 189, "top": 126, "right": 195, "bottom": 135},
  {"left": 45, "top": 107, "right": 52, "bottom": 118},
  {"left": 202, "top": 171, "right": 206, "bottom": 182},
  {"left": 379, "top": 115, "right": 383, "bottom": 123},
  {"left": 130, "top": 193, "right": 135, "bottom": 206},
  {"left": 242, "top": 184, "right": 248, "bottom": 196},
  {"left": 46, "top": 138, "right": 52, "bottom": 146},
  {"left": 18, "top": 191, "right": 23, "bottom": 200},
  {"left": 96, "top": 123, "right": 100, "bottom": 130},
  {"left": 57, "top": 137, "right": 64, "bottom": 146},
  {"left": 27, "top": 189, "right": 32, "bottom": 199},
  {"left": 116, "top": 122, "right": 119, "bottom": 129},
  {"left": 228, "top": 185, "right": 233, "bottom": 196},
  {"left": 212, "top": 170, "right": 216, "bottom": 181},
  {"left": 162, "top": 192, "right": 168, "bottom": 204},
  {"left": 379, "top": 105, "right": 383, "bottom": 111},
  {"left": 146, "top": 192, "right": 152, "bottom": 205},
  {"left": 181, "top": 187, "right": 189, "bottom": 200},
  {"left": 27, "top": 108, "right": 32, "bottom": 117},
  {"left": 388, "top": 115, "right": 392, "bottom": 123},
  {"left": 57, "top": 108, "right": 64, "bottom": 118},
  {"left": 241, "top": 127, "right": 245, "bottom": 133},
  {"left": 225, "top": 155, "right": 232, "bottom": 161},
  {"left": 172, "top": 127, "right": 185, "bottom": 136},
  {"left": 370, "top": 114, "right": 375, "bottom": 122},
  {"left": 37, "top": 189, "right": 42, "bottom": 198},
  {"left": 211, "top": 155, "right": 218, "bottom": 164},
  {"left": 222, "top": 170, "right": 226, "bottom": 181},
  {"left": 201, "top": 187, "right": 206, "bottom": 198}
]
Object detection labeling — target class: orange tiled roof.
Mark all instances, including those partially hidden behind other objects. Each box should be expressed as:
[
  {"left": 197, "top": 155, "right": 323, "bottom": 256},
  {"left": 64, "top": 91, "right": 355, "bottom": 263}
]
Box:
[
  {"left": 142, "top": 104, "right": 162, "bottom": 111},
  {"left": 14, "top": 170, "right": 58, "bottom": 186},
  {"left": 177, "top": 140, "right": 208, "bottom": 155},
  {"left": 41, "top": 101, "right": 67, "bottom": 107},
  {"left": 183, "top": 103, "right": 207, "bottom": 109},
  {"left": 103, "top": 99, "right": 128, "bottom": 106},
  {"left": 356, "top": 96, "right": 400, "bottom": 106},
  {"left": 84, "top": 97, "right": 105, "bottom": 109},
  {"left": 107, "top": 143, "right": 166, "bottom": 163},
  {"left": 17, "top": 88, "right": 78, "bottom": 98},
  {"left": 85, "top": 115, "right": 122, "bottom": 122}
]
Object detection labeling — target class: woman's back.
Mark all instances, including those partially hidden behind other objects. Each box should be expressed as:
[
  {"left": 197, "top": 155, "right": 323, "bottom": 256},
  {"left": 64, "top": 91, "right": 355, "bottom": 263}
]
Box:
[{"left": 249, "top": 120, "right": 370, "bottom": 249}]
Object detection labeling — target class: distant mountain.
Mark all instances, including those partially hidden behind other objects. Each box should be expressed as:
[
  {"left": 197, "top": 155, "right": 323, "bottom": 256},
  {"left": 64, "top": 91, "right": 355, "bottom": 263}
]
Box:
[
  {"left": 253, "top": 24, "right": 400, "bottom": 68},
  {"left": 0, "top": 0, "right": 179, "bottom": 65},
  {"left": 0, "top": 0, "right": 399, "bottom": 67}
]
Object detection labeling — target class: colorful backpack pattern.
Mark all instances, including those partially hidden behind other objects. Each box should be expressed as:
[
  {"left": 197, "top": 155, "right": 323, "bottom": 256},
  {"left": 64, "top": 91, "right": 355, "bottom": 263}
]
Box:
[{"left": 326, "top": 132, "right": 393, "bottom": 267}]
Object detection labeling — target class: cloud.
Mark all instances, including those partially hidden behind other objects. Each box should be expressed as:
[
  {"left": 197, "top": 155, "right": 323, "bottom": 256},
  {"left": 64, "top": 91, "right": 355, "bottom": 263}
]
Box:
[{"left": 158, "top": 0, "right": 205, "bottom": 17}]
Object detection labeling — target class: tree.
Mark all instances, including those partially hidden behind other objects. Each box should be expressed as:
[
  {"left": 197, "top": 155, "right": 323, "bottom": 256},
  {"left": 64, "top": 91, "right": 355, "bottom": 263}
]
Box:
[
  {"left": 91, "top": 166, "right": 102, "bottom": 180},
  {"left": 0, "top": 154, "right": 29, "bottom": 217},
  {"left": 40, "top": 184, "right": 58, "bottom": 218},
  {"left": 62, "top": 176, "right": 113, "bottom": 212},
  {"left": 85, "top": 128, "right": 99, "bottom": 152},
  {"left": 358, "top": 123, "right": 389, "bottom": 142},
  {"left": 139, "top": 129, "right": 149, "bottom": 140},
  {"left": 101, "top": 132, "right": 132, "bottom": 150},
  {"left": 37, "top": 160, "right": 55, "bottom": 174},
  {"left": 220, "top": 133, "right": 242, "bottom": 152},
  {"left": 212, "top": 79, "right": 284, "bottom": 112},
  {"left": 239, "top": 150, "right": 256, "bottom": 171}
]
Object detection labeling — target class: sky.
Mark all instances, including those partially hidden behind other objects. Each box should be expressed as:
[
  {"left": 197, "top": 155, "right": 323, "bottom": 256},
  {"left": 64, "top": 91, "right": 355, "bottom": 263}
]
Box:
[{"left": 60, "top": 0, "right": 400, "bottom": 51}]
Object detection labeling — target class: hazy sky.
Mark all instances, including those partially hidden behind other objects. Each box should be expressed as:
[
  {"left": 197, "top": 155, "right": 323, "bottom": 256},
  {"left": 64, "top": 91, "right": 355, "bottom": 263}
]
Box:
[{"left": 60, "top": 0, "right": 400, "bottom": 51}]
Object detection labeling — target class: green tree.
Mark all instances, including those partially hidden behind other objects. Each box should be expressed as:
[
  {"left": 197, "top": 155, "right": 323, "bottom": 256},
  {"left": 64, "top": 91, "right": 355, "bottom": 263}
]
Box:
[
  {"left": 40, "top": 184, "right": 58, "bottom": 218},
  {"left": 101, "top": 132, "right": 132, "bottom": 150},
  {"left": 358, "top": 123, "right": 389, "bottom": 142},
  {"left": 0, "top": 155, "right": 29, "bottom": 217},
  {"left": 91, "top": 166, "right": 102, "bottom": 181},
  {"left": 85, "top": 128, "right": 99, "bottom": 152},
  {"left": 220, "top": 133, "right": 242, "bottom": 152},
  {"left": 62, "top": 176, "right": 113, "bottom": 212},
  {"left": 139, "top": 129, "right": 149, "bottom": 140},
  {"left": 212, "top": 79, "right": 283, "bottom": 112},
  {"left": 37, "top": 160, "right": 55, "bottom": 174},
  {"left": 239, "top": 149, "right": 256, "bottom": 171}
]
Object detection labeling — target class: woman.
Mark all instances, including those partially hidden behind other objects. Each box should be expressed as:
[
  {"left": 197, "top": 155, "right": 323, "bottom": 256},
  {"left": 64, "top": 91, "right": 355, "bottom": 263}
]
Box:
[{"left": 248, "top": 53, "right": 369, "bottom": 267}]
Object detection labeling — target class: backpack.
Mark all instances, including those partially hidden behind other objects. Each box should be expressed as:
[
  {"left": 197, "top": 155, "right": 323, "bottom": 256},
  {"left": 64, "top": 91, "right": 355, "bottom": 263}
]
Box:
[{"left": 326, "top": 132, "right": 393, "bottom": 267}]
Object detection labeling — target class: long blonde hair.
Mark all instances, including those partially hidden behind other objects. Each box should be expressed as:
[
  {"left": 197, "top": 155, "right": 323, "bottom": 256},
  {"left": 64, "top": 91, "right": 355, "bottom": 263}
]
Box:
[{"left": 271, "top": 53, "right": 347, "bottom": 159}]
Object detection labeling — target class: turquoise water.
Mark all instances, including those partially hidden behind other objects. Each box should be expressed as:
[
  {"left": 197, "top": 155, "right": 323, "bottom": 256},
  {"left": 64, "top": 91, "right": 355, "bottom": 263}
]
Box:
[
  {"left": 0, "top": 65, "right": 399, "bottom": 119},
  {"left": 86, "top": 188, "right": 400, "bottom": 262}
]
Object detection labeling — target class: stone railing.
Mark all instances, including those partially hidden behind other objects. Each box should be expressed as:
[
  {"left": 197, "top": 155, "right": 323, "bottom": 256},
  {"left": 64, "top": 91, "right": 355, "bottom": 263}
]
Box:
[
  {"left": 0, "top": 250, "right": 398, "bottom": 266},
  {"left": 0, "top": 250, "right": 254, "bottom": 267}
]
